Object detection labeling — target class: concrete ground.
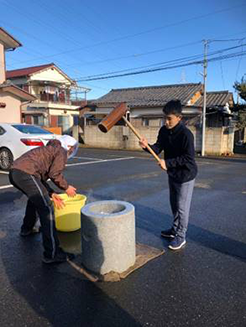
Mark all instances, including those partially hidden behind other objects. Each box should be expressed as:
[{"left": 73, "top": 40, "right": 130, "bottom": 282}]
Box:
[{"left": 0, "top": 148, "right": 246, "bottom": 327}]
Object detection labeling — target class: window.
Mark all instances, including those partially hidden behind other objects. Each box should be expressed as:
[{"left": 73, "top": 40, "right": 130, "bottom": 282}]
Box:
[
  {"left": 12, "top": 124, "right": 53, "bottom": 134},
  {"left": 143, "top": 118, "right": 149, "bottom": 126},
  {"left": 33, "top": 115, "right": 44, "bottom": 126},
  {"left": 73, "top": 115, "right": 79, "bottom": 126},
  {"left": 58, "top": 116, "right": 70, "bottom": 133},
  {"left": 0, "top": 126, "right": 6, "bottom": 135}
]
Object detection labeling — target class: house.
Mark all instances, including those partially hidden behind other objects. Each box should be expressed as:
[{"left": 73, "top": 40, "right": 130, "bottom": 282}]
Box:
[
  {"left": 82, "top": 83, "right": 234, "bottom": 127},
  {"left": 0, "top": 27, "right": 35, "bottom": 123},
  {"left": 6, "top": 63, "right": 90, "bottom": 134},
  {"left": 80, "top": 83, "right": 235, "bottom": 155},
  {"left": 84, "top": 83, "right": 203, "bottom": 127},
  {"left": 191, "top": 91, "right": 234, "bottom": 127}
]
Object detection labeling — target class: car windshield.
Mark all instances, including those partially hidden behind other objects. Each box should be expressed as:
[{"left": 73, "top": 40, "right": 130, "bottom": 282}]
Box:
[{"left": 12, "top": 125, "right": 53, "bottom": 135}]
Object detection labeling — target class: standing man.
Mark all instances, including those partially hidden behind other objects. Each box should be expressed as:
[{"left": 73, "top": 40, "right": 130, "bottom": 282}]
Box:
[
  {"left": 9, "top": 135, "right": 78, "bottom": 263},
  {"left": 139, "top": 100, "right": 197, "bottom": 250}
]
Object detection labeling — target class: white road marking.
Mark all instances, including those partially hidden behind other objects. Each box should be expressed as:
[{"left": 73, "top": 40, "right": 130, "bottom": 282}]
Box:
[
  {"left": 0, "top": 185, "right": 13, "bottom": 190},
  {"left": 0, "top": 157, "right": 136, "bottom": 189},
  {"left": 73, "top": 156, "right": 103, "bottom": 161},
  {"left": 66, "top": 156, "right": 135, "bottom": 167},
  {"left": 0, "top": 171, "right": 9, "bottom": 174}
]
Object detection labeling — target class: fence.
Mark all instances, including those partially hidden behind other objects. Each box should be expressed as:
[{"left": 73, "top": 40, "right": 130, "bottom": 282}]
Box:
[{"left": 83, "top": 125, "right": 234, "bottom": 155}]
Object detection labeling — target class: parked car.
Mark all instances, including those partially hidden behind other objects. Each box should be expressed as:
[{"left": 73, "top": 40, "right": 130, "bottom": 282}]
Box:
[
  {"left": 0, "top": 123, "right": 58, "bottom": 170},
  {"left": 235, "top": 140, "right": 246, "bottom": 147}
]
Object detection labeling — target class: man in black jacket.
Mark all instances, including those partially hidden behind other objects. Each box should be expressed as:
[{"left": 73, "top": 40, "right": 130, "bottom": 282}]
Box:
[{"left": 139, "top": 100, "right": 197, "bottom": 250}]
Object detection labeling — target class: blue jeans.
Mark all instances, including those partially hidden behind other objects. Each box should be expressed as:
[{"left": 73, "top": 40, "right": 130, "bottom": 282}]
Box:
[{"left": 168, "top": 177, "right": 195, "bottom": 238}]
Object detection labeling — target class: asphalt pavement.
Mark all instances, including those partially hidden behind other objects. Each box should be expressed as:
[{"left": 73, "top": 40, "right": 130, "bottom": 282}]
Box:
[{"left": 0, "top": 148, "right": 246, "bottom": 327}]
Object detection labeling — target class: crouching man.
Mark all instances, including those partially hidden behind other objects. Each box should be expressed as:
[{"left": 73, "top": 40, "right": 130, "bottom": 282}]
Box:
[{"left": 9, "top": 135, "right": 78, "bottom": 264}]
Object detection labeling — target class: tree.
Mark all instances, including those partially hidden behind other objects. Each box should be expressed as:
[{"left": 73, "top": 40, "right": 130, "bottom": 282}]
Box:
[
  {"left": 233, "top": 77, "right": 246, "bottom": 133},
  {"left": 237, "top": 110, "right": 246, "bottom": 130},
  {"left": 234, "top": 76, "right": 246, "bottom": 102}
]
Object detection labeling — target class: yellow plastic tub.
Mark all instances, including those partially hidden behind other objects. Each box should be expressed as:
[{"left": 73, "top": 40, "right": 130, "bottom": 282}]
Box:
[{"left": 53, "top": 194, "right": 87, "bottom": 232}]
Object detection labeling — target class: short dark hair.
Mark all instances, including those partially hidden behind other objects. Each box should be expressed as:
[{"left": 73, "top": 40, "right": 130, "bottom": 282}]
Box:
[{"left": 163, "top": 100, "right": 182, "bottom": 116}]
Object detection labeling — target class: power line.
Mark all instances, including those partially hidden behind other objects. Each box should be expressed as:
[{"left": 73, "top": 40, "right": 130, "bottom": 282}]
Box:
[
  {"left": 209, "top": 37, "right": 246, "bottom": 43},
  {"left": 76, "top": 50, "right": 246, "bottom": 82},
  {"left": 3, "top": 2, "right": 246, "bottom": 66},
  {"left": 59, "top": 41, "right": 203, "bottom": 68},
  {"left": 74, "top": 43, "right": 246, "bottom": 81},
  {"left": 7, "top": 43, "right": 244, "bottom": 86},
  {"left": 235, "top": 41, "right": 244, "bottom": 81},
  {"left": 1, "top": 0, "right": 127, "bottom": 76},
  {"left": 1, "top": 0, "right": 84, "bottom": 48},
  {"left": 69, "top": 2, "right": 246, "bottom": 50},
  {"left": 25, "top": 43, "right": 245, "bottom": 84},
  {"left": 5, "top": 30, "right": 246, "bottom": 69},
  {"left": 85, "top": 38, "right": 245, "bottom": 67},
  {"left": 77, "top": 52, "right": 206, "bottom": 80}
]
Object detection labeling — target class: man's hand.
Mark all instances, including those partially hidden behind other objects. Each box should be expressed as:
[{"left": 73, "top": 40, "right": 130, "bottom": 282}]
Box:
[
  {"left": 66, "top": 185, "right": 77, "bottom": 197},
  {"left": 159, "top": 159, "right": 167, "bottom": 170},
  {"left": 139, "top": 137, "right": 148, "bottom": 149},
  {"left": 52, "top": 193, "right": 65, "bottom": 209}
]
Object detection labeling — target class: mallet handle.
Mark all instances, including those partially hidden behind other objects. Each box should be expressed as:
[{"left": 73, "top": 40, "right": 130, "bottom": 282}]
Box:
[
  {"left": 68, "top": 260, "right": 99, "bottom": 282},
  {"left": 122, "top": 116, "right": 161, "bottom": 163}
]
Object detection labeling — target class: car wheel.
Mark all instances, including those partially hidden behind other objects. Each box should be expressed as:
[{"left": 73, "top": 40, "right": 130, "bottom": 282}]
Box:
[{"left": 0, "top": 148, "right": 13, "bottom": 170}]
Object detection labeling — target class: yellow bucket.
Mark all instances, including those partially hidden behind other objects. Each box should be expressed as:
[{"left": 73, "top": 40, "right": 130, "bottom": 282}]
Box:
[{"left": 53, "top": 194, "right": 87, "bottom": 232}]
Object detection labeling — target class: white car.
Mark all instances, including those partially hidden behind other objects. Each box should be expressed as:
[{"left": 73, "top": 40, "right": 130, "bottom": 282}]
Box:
[{"left": 0, "top": 123, "right": 58, "bottom": 170}]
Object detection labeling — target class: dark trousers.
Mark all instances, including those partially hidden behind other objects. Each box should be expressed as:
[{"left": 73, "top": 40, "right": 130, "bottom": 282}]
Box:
[{"left": 9, "top": 169, "right": 60, "bottom": 258}]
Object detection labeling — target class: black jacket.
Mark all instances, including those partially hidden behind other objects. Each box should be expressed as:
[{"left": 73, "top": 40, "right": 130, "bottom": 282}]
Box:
[{"left": 149, "top": 122, "right": 197, "bottom": 183}]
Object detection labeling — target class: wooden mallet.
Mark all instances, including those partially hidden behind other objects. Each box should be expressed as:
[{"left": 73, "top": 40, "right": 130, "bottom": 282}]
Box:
[{"left": 98, "top": 102, "right": 161, "bottom": 163}]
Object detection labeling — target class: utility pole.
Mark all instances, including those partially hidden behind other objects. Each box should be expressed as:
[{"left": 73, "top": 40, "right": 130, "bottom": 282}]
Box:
[{"left": 201, "top": 40, "right": 208, "bottom": 156}]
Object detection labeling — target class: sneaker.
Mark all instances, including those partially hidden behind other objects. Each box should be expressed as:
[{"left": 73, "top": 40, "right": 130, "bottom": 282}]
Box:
[
  {"left": 42, "top": 251, "right": 75, "bottom": 264},
  {"left": 161, "top": 229, "right": 176, "bottom": 239},
  {"left": 168, "top": 236, "right": 186, "bottom": 250},
  {"left": 20, "top": 226, "right": 41, "bottom": 237}
]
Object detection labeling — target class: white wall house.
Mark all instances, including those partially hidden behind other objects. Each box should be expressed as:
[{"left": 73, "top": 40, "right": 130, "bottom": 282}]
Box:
[{"left": 7, "top": 63, "right": 90, "bottom": 134}]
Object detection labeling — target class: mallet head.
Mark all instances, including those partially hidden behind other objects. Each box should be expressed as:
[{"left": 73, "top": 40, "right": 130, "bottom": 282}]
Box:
[{"left": 98, "top": 102, "right": 128, "bottom": 133}]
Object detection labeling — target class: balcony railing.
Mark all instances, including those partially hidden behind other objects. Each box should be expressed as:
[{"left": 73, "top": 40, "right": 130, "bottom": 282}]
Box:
[
  {"left": 35, "top": 93, "right": 86, "bottom": 106},
  {"left": 37, "top": 93, "right": 71, "bottom": 105}
]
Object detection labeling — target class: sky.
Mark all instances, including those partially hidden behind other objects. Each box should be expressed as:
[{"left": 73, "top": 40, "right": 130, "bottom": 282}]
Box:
[{"left": 1, "top": 0, "right": 246, "bottom": 101}]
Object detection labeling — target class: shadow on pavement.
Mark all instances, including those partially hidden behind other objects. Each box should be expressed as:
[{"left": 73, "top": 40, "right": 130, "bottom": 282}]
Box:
[
  {"left": 133, "top": 203, "right": 246, "bottom": 263},
  {"left": 0, "top": 190, "right": 23, "bottom": 203},
  {"left": 188, "top": 224, "right": 246, "bottom": 263},
  {"left": 0, "top": 225, "right": 141, "bottom": 326}
]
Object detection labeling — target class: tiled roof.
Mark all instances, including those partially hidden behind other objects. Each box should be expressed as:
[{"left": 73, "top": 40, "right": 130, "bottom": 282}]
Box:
[
  {"left": 94, "top": 83, "right": 203, "bottom": 107},
  {"left": 194, "top": 91, "right": 234, "bottom": 108},
  {"left": 6, "top": 63, "right": 54, "bottom": 79}
]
